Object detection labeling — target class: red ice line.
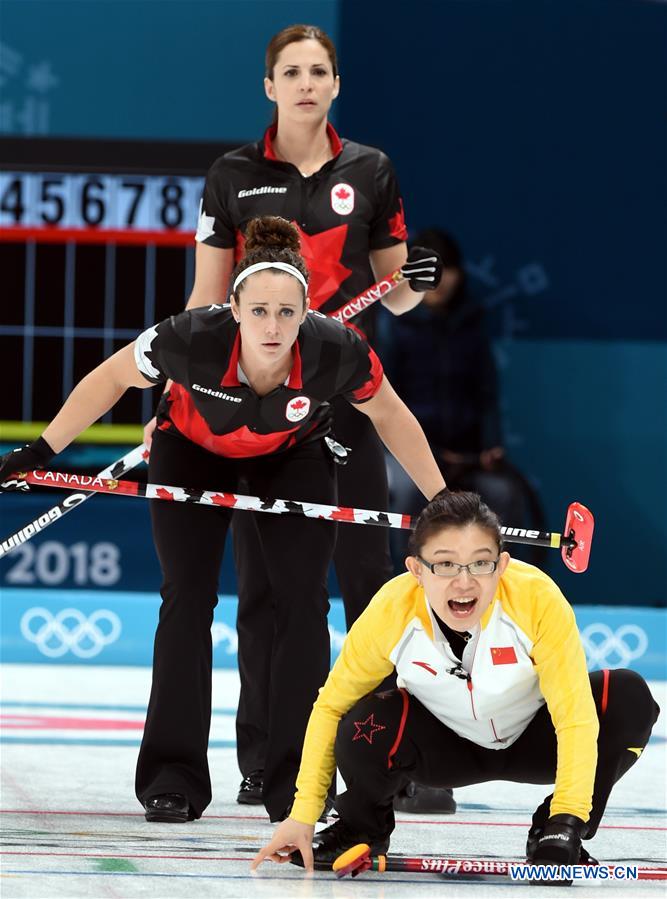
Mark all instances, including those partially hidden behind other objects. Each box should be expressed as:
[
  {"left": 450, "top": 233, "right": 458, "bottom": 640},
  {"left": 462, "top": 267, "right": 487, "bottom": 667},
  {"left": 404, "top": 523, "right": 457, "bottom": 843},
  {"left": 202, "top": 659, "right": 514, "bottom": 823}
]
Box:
[
  {"left": 0, "top": 809, "right": 664, "bottom": 831},
  {"left": 2, "top": 851, "right": 665, "bottom": 880},
  {"left": 2, "top": 851, "right": 248, "bottom": 862},
  {"left": 1, "top": 715, "right": 144, "bottom": 731}
]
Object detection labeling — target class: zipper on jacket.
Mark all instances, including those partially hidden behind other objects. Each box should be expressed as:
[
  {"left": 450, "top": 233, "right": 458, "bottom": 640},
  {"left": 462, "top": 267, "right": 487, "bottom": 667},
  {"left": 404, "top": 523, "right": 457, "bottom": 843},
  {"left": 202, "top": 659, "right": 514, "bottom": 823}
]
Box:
[
  {"left": 465, "top": 633, "right": 479, "bottom": 721},
  {"left": 466, "top": 674, "right": 477, "bottom": 720}
]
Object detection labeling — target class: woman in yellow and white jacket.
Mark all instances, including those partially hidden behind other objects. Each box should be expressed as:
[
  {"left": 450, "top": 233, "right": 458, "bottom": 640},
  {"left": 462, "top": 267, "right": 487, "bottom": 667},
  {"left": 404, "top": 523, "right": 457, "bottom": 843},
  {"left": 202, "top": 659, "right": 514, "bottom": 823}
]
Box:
[{"left": 253, "top": 491, "right": 659, "bottom": 875}]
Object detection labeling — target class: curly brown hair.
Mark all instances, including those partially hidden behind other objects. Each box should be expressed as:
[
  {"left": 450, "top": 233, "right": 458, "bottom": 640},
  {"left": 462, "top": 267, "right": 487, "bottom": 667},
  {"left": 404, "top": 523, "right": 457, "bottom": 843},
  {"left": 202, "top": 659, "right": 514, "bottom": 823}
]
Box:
[{"left": 232, "top": 216, "right": 309, "bottom": 304}]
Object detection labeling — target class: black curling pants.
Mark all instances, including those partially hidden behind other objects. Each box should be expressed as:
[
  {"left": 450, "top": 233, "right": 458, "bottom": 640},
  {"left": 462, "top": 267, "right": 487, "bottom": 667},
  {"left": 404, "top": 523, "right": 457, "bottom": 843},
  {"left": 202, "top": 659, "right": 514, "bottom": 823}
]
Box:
[
  {"left": 332, "top": 669, "right": 659, "bottom": 842},
  {"left": 135, "top": 429, "right": 336, "bottom": 821},
  {"left": 234, "top": 397, "right": 394, "bottom": 777}
]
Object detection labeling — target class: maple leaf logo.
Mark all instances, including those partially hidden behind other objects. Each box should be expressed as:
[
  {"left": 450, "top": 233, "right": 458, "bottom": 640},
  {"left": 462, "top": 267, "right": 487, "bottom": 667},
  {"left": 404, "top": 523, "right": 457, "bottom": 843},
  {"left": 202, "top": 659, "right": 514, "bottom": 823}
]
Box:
[
  {"left": 331, "top": 506, "right": 354, "bottom": 522},
  {"left": 388, "top": 198, "right": 408, "bottom": 240},
  {"left": 285, "top": 395, "right": 311, "bottom": 422},
  {"left": 156, "top": 487, "right": 174, "bottom": 501},
  {"left": 211, "top": 493, "right": 235, "bottom": 507},
  {"left": 335, "top": 186, "right": 350, "bottom": 200}
]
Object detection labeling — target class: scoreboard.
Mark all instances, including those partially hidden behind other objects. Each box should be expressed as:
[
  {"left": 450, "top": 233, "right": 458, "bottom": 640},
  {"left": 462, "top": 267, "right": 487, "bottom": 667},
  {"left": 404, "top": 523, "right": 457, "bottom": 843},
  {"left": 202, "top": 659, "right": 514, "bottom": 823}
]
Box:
[
  {"left": 0, "top": 171, "right": 204, "bottom": 242},
  {"left": 0, "top": 139, "right": 238, "bottom": 431}
]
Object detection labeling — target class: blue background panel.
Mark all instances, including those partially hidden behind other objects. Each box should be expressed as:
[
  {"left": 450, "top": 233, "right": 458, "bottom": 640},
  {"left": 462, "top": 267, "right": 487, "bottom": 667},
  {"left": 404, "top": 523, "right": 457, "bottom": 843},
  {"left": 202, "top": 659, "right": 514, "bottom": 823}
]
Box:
[
  {"left": 1, "top": 0, "right": 339, "bottom": 141},
  {"left": 338, "top": 0, "right": 667, "bottom": 343},
  {"left": 499, "top": 339, "right": 667, "bottom": 606},
  {"left": 1, "top": 588, "right": 664, "bottom": 681}
]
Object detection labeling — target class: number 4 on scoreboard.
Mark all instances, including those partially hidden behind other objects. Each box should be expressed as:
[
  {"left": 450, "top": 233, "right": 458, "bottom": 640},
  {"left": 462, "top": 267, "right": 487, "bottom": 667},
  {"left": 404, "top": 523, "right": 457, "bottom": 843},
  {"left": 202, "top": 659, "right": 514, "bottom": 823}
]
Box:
[{"left": 1, "top": 177, "right": 25, "bottom": 223}]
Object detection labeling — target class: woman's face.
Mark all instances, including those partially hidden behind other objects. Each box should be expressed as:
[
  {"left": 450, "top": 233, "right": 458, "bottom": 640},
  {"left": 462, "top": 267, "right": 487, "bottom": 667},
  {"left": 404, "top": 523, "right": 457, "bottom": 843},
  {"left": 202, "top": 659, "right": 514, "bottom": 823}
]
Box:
[
  {"left": 406, "top": 524, "right": 510, "bottom": 632},
  {"left": 231, "top": 270, "right": 308, "bottom": 367},
  {"left": 264, "top": 39, "right": 339, "bottom": 125}
]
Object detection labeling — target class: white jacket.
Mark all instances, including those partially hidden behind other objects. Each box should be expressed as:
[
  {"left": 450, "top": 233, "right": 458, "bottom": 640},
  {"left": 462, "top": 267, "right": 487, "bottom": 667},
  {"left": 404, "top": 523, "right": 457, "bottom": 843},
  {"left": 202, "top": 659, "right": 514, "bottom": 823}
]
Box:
[{"left": 292, "top": 559, "right": 598, "bottom": 826}]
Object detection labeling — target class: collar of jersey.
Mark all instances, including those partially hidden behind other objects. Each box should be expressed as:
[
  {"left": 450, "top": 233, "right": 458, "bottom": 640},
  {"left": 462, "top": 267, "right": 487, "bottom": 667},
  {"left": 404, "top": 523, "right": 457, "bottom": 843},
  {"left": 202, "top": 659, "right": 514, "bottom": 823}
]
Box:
[
  {"left": 220, "top": 329, "right": 303, "bottom": 390},
  {"left": 421, "top": 586, "right": 487, "bottom": 647},
  {"left": 262, "top": 122, "right": 343, "bottom": 163}
]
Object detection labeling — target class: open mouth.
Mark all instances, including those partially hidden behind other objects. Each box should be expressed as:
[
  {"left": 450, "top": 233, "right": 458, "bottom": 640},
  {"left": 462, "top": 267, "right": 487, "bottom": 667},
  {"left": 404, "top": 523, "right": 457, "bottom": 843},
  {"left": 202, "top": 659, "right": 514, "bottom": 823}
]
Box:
[{"left": 447, "top": 597, "right": 478, "bottom": 618}]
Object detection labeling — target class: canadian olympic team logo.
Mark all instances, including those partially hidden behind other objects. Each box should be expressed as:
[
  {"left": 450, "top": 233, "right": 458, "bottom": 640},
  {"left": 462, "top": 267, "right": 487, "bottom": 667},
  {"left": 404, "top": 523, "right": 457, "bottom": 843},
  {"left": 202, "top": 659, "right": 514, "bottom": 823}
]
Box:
[
  {"left": 580, "top": 623, "right": 648, "bottom": 669},
  {"left": 331, "top": 183, "right": 355, "bottom": 215},
  {"left": 285, "top": 396, "right": 311, "bottom": 423},
  {"left": 20, "top": 607, "right": 122, "bottom": 659}
]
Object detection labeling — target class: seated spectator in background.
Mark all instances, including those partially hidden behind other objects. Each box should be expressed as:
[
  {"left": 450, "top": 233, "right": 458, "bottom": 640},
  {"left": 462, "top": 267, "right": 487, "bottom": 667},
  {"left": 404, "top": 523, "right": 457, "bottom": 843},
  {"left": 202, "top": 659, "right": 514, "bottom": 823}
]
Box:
[
  {"left": 381, "top": 227, "right": 544, "bottom": 577},
  {"left": 385, "top": 228, "right": 503, "bottom": 471}
]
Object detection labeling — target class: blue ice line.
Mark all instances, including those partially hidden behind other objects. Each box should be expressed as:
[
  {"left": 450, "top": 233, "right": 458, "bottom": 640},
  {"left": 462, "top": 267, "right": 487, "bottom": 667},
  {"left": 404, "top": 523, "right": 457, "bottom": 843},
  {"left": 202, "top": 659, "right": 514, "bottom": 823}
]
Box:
[
  {"left": 4, "top": 869, "right": 494, "bottom": 886},
  {"left": 0, "top": 738, "right": 237, "bottom": 748},
  {"left": 1, "top": 701, "right": 235, "bottom": 715}
]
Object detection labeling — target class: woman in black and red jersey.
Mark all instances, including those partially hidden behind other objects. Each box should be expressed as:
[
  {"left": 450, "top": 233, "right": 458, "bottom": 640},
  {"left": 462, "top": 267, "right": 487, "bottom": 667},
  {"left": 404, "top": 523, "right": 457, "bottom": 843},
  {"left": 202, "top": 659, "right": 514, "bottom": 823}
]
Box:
[
  {"left": 142, "top": 23, "right": 448, "bottom": 810},
  {"left": 0, "top": 216, "right": 447, "bottom": 824}
]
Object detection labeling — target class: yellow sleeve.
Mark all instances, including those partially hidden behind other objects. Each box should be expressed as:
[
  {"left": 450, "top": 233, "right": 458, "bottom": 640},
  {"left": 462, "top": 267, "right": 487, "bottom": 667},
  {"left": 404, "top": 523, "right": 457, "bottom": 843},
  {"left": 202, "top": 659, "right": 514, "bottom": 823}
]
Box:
[
  {"left": 529, "top": 579, "right": 598, "bottom": 821},
  {"left": 289, "top": 590, "right": 399, "bottom": 825}
]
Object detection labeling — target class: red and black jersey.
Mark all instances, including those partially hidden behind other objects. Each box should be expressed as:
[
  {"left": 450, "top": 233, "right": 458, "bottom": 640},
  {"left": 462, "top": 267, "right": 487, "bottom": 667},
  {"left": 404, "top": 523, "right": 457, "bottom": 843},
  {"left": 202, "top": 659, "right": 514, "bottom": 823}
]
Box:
[
  {"left": 134, "top": 305, "right": 383, "bottom": 459},
  {"left": 195, "top": 124, "right": 407, "bottom": 336}
]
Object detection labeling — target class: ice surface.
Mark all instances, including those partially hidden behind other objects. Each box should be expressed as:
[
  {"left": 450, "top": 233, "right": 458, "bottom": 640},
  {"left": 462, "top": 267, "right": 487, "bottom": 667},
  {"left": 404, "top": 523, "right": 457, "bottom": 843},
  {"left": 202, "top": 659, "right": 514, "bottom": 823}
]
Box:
[{"left": 1, "top": 665, "right": 665, "bottom": 898}]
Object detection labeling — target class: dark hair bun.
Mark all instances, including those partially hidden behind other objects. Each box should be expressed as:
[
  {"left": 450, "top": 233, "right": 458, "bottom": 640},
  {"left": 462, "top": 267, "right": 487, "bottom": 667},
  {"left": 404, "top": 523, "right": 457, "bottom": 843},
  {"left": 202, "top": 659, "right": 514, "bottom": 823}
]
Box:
[{"left": 245, "top": 216, "right": 301, "bottom": 253}]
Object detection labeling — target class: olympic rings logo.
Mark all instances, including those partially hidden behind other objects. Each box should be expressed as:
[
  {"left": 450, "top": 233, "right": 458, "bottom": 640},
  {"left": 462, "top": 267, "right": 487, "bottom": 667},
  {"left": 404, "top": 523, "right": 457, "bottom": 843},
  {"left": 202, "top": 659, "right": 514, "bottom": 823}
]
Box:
[
  {"left": 328, "top": 625, "right": 346, "bottom": 654},
  {"left": 20, "top": 607, "right": 122, "bottom": 658},
  {"left": 580, "top": 623, "right": 648, "bottom": 669},
  {"left": 211, "top": 622, "right": 238, "bottom": 655}
]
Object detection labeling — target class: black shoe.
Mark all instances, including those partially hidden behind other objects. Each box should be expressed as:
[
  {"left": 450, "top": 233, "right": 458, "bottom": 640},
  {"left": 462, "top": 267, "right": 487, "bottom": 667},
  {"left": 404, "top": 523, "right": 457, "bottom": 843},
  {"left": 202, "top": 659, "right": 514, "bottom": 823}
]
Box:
[
  {"left": 276, "top": 794, "right": 334, "bottom": 824},
  {"left": 319, "top": 793, "right": 335, "bottom": 823},
  {"left": 526, "top": 826, "right": 599, "bottom": 865},
  {"left": 290, "top": 819, "right": 390, "bottom": 869},
  {"left": 143, "top": 793, "right": 190, "bottom": 823},
  {"left": 237, "top": 771, "right": 263, "bottom": 805},
  {"left": 394, "top": 782, "right": 457, "bottom": 814}
]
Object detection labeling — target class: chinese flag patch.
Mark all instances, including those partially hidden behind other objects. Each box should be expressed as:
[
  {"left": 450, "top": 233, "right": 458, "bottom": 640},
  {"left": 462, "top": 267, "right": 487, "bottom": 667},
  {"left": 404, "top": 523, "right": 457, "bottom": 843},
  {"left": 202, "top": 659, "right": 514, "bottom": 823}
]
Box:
[{"left": 490, "top": 646, "right": 518, "bottom": 665}]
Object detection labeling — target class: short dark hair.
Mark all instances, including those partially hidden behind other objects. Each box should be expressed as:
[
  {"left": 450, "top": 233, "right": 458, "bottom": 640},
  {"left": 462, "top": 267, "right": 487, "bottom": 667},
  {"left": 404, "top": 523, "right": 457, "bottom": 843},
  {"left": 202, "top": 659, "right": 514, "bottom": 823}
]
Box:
[{"left": 408, "top": 490, "right": 502, "bottom": 556}]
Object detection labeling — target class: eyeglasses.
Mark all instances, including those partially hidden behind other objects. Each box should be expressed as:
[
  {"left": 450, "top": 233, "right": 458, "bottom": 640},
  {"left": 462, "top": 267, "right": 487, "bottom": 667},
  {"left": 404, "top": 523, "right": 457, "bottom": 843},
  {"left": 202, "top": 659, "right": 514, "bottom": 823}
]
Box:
[{"left": 417, "top": 556, "right": 500, "bottom": 578}]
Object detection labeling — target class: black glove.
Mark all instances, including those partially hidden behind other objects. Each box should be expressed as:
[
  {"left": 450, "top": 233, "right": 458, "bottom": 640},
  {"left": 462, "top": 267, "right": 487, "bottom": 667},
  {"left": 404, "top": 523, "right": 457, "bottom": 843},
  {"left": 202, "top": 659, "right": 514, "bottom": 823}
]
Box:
[
  {"left": 530, "top": 814, "right": 587, "bottom": 885},
  {"left": 0, "top": 437, "right": 55, "bottom": 492},
  {"left": 400, "top": 245, "right": 443, "bottom": 292}
]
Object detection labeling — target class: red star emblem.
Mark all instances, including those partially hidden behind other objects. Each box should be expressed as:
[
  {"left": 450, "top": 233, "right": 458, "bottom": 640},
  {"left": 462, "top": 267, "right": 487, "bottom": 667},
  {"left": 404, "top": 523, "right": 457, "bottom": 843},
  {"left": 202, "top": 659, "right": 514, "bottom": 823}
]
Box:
[
  {"left": 290, "top": 398, "right": 307, "bottom": 410},
  {"left": 234, "top": 223, "right": 352, "bottom": 309},
  {"left": 295, "top": 224, "right": 352, "bottom": 309},
  {"left": 387, "top": 198, "right": 408, "bottom": 241},
  {"left": 234, "top": 228, "right": 246, "bottom": 262},
  {"left": 352, "top": 713, "right": 386, "bottom": 745}
]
